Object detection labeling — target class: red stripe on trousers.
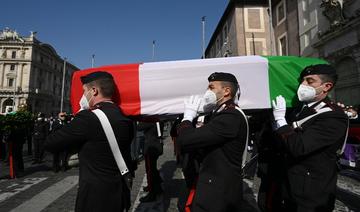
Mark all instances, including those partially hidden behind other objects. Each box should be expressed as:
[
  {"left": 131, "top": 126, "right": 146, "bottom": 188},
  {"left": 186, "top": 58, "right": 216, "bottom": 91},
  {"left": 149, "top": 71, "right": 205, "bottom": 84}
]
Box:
[{"left": 185, "top": 179, "right": 198, "bottom": 212}]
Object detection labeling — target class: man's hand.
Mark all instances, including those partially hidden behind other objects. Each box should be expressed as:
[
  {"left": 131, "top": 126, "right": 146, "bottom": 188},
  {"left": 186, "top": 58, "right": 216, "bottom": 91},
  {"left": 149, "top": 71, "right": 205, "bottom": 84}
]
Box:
[
  {"left": 182, "top": 95, "right": 202, "bottom": 122},
  {"left": 272, "top": 95, "right": 286, "bottom": 120},
  {"left": 272, "top": 95, "right": 287, "bottom": 129}
]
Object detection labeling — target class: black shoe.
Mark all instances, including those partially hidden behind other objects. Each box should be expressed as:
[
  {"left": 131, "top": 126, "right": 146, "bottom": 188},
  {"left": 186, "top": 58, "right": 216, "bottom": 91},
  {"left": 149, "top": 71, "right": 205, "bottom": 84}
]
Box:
[
  {"left": 53, "top": 166, "right": 60, "bottom": 173},
  {"left": 61, "top": 165, "right": 69, "bottom": 172},
  {"left": 139, "top": 192, "right": 160, "bottom": 203},
  {"left": 143, "top": 186, "right": 150, "bottom": 192},
  {"left": 15, "top": 171, "right": 25, "bottom": 178}
]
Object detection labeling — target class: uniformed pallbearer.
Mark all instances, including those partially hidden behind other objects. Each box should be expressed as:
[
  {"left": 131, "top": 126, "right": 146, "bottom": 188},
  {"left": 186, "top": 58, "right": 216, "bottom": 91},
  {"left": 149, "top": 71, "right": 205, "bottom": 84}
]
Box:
[
  {"left": 272, "top": 64, "right": 348, "bottom": 212},
  {"left": 45, "top": 71, "right": 134, "bottom": 212},
  {"left": 177, "top": 72, "right": 248, "bottom": 212}
]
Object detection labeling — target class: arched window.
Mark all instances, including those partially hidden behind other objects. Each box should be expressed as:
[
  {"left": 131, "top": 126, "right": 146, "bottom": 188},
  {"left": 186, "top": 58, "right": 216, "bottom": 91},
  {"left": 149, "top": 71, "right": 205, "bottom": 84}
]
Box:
[{"left": 2, "top": 98, "right": 14, "bottom": 113}]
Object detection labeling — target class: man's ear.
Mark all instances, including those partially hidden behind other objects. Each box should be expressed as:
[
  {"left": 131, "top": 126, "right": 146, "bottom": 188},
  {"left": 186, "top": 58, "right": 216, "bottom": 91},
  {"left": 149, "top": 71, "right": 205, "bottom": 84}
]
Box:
[
  {"left": 224, "top": 87, "right": 231, "bottom": 97},
  {"left": 323, "top": 82, "right": 334, "bottom": 93},
  {"left": 92, "top": 87, "right": 99, "bottom": 96}
]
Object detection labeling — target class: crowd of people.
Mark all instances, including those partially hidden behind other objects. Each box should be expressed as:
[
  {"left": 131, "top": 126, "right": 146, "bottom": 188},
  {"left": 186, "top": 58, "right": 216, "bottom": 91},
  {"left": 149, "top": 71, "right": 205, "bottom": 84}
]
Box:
[
  {"left": 0, "top": 111, "right": 75, "bottom": 177},
  {"left": 1, "top": 64, "right": 359, "bottom": 212}
]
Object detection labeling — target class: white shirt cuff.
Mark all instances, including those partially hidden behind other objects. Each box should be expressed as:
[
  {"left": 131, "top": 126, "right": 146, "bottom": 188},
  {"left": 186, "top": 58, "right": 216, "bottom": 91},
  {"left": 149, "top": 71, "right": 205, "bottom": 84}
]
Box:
[
  {"left": 275, "top": 118, "right": 287, "bottom": 130},
  {"left": 182, "top": 116, "right": 194, "bottom": 122}
]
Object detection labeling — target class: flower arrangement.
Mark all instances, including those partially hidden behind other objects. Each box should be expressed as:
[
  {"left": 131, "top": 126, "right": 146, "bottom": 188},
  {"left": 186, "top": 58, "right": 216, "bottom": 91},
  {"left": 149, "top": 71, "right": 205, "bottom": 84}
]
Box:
[{"left": 0, "top": 111, "right": 34, "bottom": 133}]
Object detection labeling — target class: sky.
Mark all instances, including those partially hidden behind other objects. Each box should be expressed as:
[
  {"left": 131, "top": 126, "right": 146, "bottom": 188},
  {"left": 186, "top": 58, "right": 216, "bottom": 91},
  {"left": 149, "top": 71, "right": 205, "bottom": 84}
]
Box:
[{"left": 1, "top": 0, "right": 229, "bottom": 69}]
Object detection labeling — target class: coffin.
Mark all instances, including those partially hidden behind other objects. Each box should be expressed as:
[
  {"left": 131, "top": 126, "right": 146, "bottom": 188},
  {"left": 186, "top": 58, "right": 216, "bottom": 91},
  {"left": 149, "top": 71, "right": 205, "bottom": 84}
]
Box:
[{"left": 70, "top": 56, "right": 327, "bottom": 116}]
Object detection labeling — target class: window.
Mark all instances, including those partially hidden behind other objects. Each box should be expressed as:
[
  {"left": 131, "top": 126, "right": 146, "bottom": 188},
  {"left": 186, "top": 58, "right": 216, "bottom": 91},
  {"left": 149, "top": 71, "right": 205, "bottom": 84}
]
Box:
[
  {"left": 304, "top": 33, "right": 310, "bottom": 48},
  {"left": 246, "top": 38, "right": 267, "bottom": 55},
  {"left": 278, "top": 33, "right": 288, "bottom": 56},
  {"left": 276, "top": 0, "right": 286, "bottom": 25},
  {"left": 210, "top": 46, "right": 215, "bottom": 58},
  {"left": 219, "top": 34, "right": 223, "bottom": 49},
  {"left": 11, "top": 51, "right": 16, "bottom": 59},
  {"left": 245, "top": 8, "right": 264, "bottom": 31},
  {"left": 1, "top": 49, "right": 7, "bottom": 58},
  {"left": 216, "top": 38, "right": 220, "bottom": 53},
  {"left": 2, "top": 99, "right": 14, "bottom": 113},
  {"left": 302, "top": 0, "right": 310, "bottom": 25},
  {"left": 223, "top": 24, "right": 228, "bottom": 44},
  {"left": 20, "top": 49, "right": 25, "bottom": 58},
  {"left": 10, "top": 64, "right": 15, "bottom": 71},
  {"left": 8, "top": 78, "right": 14, "bottom": 87}
]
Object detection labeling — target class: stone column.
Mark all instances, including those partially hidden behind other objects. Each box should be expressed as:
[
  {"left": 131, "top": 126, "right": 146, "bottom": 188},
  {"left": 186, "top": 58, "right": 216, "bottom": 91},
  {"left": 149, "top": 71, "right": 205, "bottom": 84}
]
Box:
[
  {"left": 19, "top": 63, "right": 24, "bottom": 89},
  {"left": 14, "top": 63, "right": 20, "bottom": 110},
  {"left": 0, "top": 63, "right": 4, "bottom": 87},
  {"left": 0, "top": 98, "right": 3, "bottom": 113}
]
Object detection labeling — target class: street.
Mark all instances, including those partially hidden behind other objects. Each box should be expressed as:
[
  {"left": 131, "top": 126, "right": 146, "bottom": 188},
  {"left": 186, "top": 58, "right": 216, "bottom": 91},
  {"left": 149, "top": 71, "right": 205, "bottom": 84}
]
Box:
[{"left": 0, "top": 137, "right": 359, "bottom": 212}]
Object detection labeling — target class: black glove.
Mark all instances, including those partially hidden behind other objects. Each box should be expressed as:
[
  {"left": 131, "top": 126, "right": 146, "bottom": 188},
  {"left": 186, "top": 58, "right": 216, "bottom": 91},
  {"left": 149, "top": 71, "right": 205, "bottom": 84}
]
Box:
[{"left": 123, "top": 172, "right": 133, "bottom": 190}]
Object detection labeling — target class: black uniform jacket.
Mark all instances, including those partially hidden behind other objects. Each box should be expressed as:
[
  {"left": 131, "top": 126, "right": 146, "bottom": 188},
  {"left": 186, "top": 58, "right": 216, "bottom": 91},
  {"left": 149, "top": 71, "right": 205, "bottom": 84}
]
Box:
[
  {"left": 51, "top": 119, "right": 66, "bottom": 133},
  {"left": 33, "top": 120, "right": 49, "bottom": 140},
  {"left": 276, "top": 99, "right": 348, "bottom": 209},
  {"left": 177, "top": 100, "right": 247, "bottom": 212},
  {"left": 138, "top": 122, "right": 163, "bottom": 156},
  {"left": 45, "top": 102, "right": 134, "bottom": 212}
]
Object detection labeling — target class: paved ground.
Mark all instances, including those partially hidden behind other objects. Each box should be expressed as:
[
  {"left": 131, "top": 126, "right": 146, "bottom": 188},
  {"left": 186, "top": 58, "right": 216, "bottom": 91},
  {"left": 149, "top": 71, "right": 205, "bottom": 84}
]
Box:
[{"left": 0, "top": 137, "right": 359, "bottom": 211}]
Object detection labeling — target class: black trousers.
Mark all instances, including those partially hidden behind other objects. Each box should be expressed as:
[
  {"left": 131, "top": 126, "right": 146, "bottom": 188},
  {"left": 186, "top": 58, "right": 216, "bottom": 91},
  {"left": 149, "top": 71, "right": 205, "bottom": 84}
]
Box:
[
  {"left": 33, "top": 138, "right": 45, "bottom": 162},
  {"left": 283, "top": 198, "right": 335, "bottom": 212},
  {"left": 257, "top": 176, "right": 284, "bottom": 212},
  {"left": 26, "top": 135, "right": 32, "bottom": 155},
  {"left": 53, "top": 151, "right": 68, "bottom": 170},
  {"left": 0, "top": 140, "right": 6, "bottom": 160},
  {"left": 10, "top": 142, "right": 24, "bottom": 175},
  {"left": 145, "top": 153, "right": 162, "bottom": 192}
]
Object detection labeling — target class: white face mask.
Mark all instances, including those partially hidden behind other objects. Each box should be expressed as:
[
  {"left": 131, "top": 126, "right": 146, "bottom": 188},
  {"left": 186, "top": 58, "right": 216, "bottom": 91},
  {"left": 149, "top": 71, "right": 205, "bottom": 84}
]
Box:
[
  {"left": 202, "top": 90, "right": 217, "bottom": 112},
  {"left": 79, "top": 90, "right": 92, "bottom": 110},
  {"left": 297, "top": 84, "right": 322, "bottom": 102}
]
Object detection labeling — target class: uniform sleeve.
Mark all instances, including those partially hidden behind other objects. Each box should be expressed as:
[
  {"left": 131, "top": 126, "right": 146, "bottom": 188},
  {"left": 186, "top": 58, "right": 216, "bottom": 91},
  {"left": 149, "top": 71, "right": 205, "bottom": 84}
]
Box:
[
  {"left": 177, "top": 111, "right": 243, "bottom": 152},
  {"left": 44, "top": 111, "right": 89, "bottom": 153},
  {"left": 276, "top": 112, "right": 348, "bottom": 158},
  {"left": 137, "top": 122, "right": 153, "bottom": 131}
]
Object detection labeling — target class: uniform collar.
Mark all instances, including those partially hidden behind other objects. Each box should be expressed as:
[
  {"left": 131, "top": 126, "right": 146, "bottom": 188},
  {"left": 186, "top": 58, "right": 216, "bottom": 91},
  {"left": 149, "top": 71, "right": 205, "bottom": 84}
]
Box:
[
  {"left": 296, "top": 97, "right": 331, "bottom": 120},
  {"left": 214, "top": 99, "right": 236, "bottom": 113},
  {"left": 90, "top": 101, "right": 115, "bottom": 110},
  {"left": 305, "top": 97, "right": 330, "bottom": 109}
]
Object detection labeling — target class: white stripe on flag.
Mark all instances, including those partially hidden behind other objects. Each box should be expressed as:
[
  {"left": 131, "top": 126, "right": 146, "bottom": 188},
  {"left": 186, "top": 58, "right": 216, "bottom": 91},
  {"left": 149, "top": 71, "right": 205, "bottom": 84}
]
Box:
[{"left": 139, "top": 56, "right": 270, "bottom": 115}]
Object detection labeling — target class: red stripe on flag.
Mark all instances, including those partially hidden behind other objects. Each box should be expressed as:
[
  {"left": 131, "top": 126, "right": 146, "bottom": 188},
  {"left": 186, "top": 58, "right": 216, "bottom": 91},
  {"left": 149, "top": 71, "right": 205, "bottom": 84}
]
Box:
[{"left": 70, "top": 64, "right": 141, "bottom": 116}]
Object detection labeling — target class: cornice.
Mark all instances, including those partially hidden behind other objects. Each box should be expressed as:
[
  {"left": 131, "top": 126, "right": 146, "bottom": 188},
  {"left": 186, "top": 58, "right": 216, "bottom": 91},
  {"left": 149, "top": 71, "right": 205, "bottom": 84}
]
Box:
[{"left": 315, "top": 16, "right": 360, "bottom": 47}]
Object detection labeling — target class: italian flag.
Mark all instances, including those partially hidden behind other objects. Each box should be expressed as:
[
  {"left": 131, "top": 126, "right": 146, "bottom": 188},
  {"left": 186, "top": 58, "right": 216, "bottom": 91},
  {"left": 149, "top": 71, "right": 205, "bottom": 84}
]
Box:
[{"left": 70, "top": 56, "right": 327, "bottom": 116}]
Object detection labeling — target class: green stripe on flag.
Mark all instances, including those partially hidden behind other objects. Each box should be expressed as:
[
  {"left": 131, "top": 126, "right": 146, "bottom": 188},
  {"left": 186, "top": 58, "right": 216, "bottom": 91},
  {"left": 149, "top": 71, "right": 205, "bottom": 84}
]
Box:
[{"left": 265, "top": 56, "right": 328, "bottom": 107}]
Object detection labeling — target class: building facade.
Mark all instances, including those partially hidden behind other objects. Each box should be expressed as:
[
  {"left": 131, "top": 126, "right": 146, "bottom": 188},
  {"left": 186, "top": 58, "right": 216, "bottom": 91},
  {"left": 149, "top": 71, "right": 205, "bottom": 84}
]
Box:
[
  {"left": 295, "top": 0, "right": 323, "bottom": 57},
  {"left": 271, "top": 0, "right": 301, "bottom": 56},
  {"left": 205, "top": 0, "right": 270, "bottom": 58},
  {"left": 271, "top": 0, "right": 360, "bottom": 106},
  {"left": 314, "top": 0, "right": 360, "bottom": 106},
  {"left": 0, "top": 28, "right": 79, "bottom": 116}
]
